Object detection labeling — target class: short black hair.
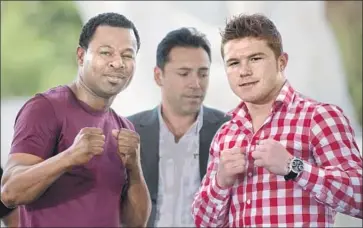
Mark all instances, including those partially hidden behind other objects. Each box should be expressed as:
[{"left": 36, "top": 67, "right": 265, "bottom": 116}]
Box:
[
  {"left": 156, "top": 27, "right": 211, "bottom": 69},
  {"left": 79, "top": 12, "right": 140, "bottom": 51}
]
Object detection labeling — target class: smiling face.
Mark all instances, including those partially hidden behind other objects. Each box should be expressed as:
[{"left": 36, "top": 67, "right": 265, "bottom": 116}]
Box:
[
  {"left": 77, "top": 25, "right": 138, "bottom": 99},
  {"left": 155, "top": 47, "right": 210, "bottom": 116},
  {"left": 223, "top": 37, "right": 288, "bottom": 105}
]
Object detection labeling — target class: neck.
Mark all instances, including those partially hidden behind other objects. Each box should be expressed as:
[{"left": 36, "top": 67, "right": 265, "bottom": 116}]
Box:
[
  {"left": 246, "top": 100, "right": 274, "bottom": 120},
  {"left": 69, "top": 78, "right": 114, "bottom": 111},
  {"left": 160, "top": 101, "right": 199, "bottom": 141}
]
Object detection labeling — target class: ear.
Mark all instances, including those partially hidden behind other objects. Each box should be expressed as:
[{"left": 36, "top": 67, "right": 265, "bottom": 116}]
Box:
[
  {"left": 76, "top": 46, "right": 85, "bottom": 66},
  {"left": 278, "top": 52, "right": 289, "bottom": 72},
  {"left": 154, "top": 66, "right": 163, "bottom": 87}
]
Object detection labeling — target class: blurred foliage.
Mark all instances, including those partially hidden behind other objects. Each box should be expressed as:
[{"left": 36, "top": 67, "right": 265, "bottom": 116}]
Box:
[
  {"left": 326, "top": 1, "right": 362, "bottom": 125},
  {"left": 0, "top": 1, "right": 362, "bottom": 125},
  {"left": 1, "top": 1, "right": 82, "bottom": 97}
]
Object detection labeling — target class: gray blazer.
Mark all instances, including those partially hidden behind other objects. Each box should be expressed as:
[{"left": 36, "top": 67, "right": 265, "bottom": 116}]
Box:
[{"left": 127, "top": 106, "right": 230, "bottom": 227}]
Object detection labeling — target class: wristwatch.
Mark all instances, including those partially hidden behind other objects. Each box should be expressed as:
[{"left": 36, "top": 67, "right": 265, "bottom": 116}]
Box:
[{"left": 284, "top": 157, "right": 304, "bottom": 181}]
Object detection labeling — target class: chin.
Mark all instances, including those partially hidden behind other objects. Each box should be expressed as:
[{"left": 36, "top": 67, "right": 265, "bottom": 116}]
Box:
[
  {"left": 184, "top": 106, "right": 201, "bottom": 115},
  {"left": 238, "top": 93, "right": 260, "bottom": 103},
  {"left": 108, "top": 84, "right": 127, "bottom": 94},
  {"left": 98, "top": 89, "right": 120, "bottom": 99}
]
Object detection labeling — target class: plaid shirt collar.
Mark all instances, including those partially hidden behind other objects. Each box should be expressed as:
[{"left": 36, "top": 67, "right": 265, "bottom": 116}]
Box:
[{"left": 227, "top": 79, "right": 296, "bottom": 121}]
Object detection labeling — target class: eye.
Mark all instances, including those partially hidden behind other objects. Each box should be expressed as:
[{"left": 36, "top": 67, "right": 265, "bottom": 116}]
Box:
[
  {"left": 228, "top": 62, "right": 239, "bottom": 67},
  {"left": 100, "top": 51, "right": 111, "bottom": 56},
  {"left": 122, "top": 54, "right": 134, "bottom": 59},
  {"left": 178, "top": 72, "right": 188, "bottom": 77},
  {"left": 251, "top": 57, "right": 262, "bottom": 62}
]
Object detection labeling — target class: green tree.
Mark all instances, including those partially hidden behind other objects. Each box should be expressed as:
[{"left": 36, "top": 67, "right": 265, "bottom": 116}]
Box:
[
  {"left": 326, "top": 1, "right": 362, "bottom": 125},
  {"left": 1, "top": 1, "right": 83, "bottom": 97}
]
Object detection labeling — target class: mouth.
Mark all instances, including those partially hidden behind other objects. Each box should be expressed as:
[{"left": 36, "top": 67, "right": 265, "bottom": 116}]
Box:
[
  {"left": 104, "top": 74, "right": 127, "bottom": 84},
  {"left": 184, "top": 95, "right": 203, "bottom": 103},
  {"left": 184, "top": 95, "right": 202, "bottom": 99},
  {"left": 106, "top": 76, "right": 122, "bottom": 84},
  {"left": 239, "top": 81, "right": 259, "bottom": 87}
]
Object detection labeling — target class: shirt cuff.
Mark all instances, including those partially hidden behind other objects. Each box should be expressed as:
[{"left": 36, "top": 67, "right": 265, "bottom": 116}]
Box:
[
  {"left": 207, "top": 174, "right": 232, "bottom": 205},
  {"left": 295, "top": 161, "right": 324, "bottom": 193}
]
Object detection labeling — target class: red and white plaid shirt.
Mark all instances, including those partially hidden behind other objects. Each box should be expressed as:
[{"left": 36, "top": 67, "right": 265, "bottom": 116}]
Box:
[{"left": 192, "top": 81, "right": 363, "bottom": 227}]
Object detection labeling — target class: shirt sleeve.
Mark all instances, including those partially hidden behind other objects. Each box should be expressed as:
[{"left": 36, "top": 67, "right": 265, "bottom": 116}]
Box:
[
  {"left": 191, "top": 127, "right": 232, "bottom": 227},
  {"left": 295, "top": 104, "right": 363, "bottom": 218},
  {"left": 10, "top": 95, "right": 59, "bottom": 160},
  {"left": 0, "top": 167, "right": 14, "bottom": 218}
]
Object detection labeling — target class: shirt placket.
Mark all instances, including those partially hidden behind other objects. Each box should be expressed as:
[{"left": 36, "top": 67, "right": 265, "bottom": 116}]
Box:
[{"left": 243, "top": 114, "right": 273, "bottom": 227}]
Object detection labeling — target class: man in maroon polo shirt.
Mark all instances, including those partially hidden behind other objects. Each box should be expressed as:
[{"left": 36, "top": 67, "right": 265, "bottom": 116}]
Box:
[{"left": 0, "top": 12, "right": 151, "bottom": 227}]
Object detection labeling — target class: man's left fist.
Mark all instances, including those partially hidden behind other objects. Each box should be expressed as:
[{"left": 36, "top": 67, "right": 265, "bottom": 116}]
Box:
[{"left": 112, "top": 128, "right": 141, "bottom": 170}]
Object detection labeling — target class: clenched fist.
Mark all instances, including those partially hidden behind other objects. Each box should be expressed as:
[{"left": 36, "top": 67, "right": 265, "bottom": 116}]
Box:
[
  {"left": 251, "top": 139, "right": 293, "bottom": 176},
  {"left": 67, "top": 127, "right": 105, "bottom": 166},
  {"left": 216, "top": 148, "right": 246, "bottom": 188},
  {"left": 112, "top": 128, "right": 140, "bottom": 170}
]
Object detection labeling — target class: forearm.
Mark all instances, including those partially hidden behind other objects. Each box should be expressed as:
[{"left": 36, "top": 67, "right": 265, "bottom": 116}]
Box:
[
  {"left": 3, "top": 209, "right": 18, "bottom": 228},
  {"left": 295, "top": 161, "right": 363, "bottom": 218},
  {"left": 121, "top": 169, "right": 151, "bottom": 227},
  {"left": 1, "top": 151, "right": 72, "bottom": 207},
  {"left": 192, "top": 174, "right": 231, "bottom": 227}
]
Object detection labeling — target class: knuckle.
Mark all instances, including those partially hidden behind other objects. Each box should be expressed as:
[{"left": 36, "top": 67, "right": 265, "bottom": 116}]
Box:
[
  {"left": 80, "top": 133, "right": 88, "bottom": 140},
  {"left": 134, "top": 132, "right": 140, "bottom": 140},
  {"left": 97, "top": 135, "right": 105, "bottom": 141},
  {"left": 79, "top": 128, "right": 87, "bottom": 134}
]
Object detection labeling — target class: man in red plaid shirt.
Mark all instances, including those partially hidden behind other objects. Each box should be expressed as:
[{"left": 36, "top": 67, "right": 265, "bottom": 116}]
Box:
[{"left": 191, "top": 13, "right": 363, "bottom": 227}]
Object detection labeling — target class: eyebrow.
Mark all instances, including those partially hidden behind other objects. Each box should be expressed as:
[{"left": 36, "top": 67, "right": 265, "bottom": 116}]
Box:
[
  {"left": 248, "top": 52, "right": 266, "bottom": 58},
  {"left": 99, "top": 45, "right": 135, "bottom": 53},
  {"left": 176, "top": 67, "right": 191, "bottom": 71},
  {"left": 176, "top": 67, "right": 209, "bottom": 71},
  {"left": 99, "top": 45, "right": 113, "bottom": 49},
  {"left": 198, "top": 67, "right": 209, "bottom": 71},
  {"left": 226, "top": 52, "right": 266, "bottom": 63}
]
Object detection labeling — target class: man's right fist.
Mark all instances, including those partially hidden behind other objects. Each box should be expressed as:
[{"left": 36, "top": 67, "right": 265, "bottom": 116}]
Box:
[
  {"left": 216, "top": 147, "right": 246, "bottom": 188},
  {"left": 67, "top": 127, "right": 105, "bottom": 166}
]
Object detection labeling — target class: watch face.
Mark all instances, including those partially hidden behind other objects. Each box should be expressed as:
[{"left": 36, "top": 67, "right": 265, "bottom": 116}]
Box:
[{"left": 292, "top": 159, "right": 304, "bottom": 173}]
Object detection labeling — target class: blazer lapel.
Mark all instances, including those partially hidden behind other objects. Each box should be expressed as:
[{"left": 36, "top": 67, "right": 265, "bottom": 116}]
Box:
[
  {"left": 198, "top": 108, "right": 220, "bottom": 180},
  {"left": 138, "top": 108, "right": 160, "bottom": 200}
]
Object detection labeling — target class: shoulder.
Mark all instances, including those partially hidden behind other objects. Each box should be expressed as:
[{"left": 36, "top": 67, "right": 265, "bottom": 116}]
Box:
[
  {"left": 16, "top": 94, "right": 55, "bottom": 121},
  {"left": 127, "top": 109, "right": 155, "bottom": 125},
  {"left": 38, "top": 85, "right": 72, "bottom": 105},
  {"left": 293, "top": 92, "right": 347, "bottom": 121},
  {"left": 16, "top": 86, "right": 70, "bottom": 121},
  {"left": 310, "top": 102, "right": 352, "bottom": 129},
  {"left": 203, "top": 106, "right": 231, "bottom": 124},
  {"left": 21, "top": 86, "right": 70, "bottom": 114},
  {"left": 290, "top": 92, "right": 356, "bottom": 136}
]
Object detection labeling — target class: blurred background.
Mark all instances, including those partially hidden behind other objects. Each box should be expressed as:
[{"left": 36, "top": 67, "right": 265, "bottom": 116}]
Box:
[{"left": 1, "top": 1, "right": 362, "bottom": 227}]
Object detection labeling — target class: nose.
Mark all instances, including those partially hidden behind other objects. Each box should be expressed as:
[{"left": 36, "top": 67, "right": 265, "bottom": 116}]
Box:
[
  {"left": 108, "top": 56, "right": 125, "bottom": 70},
  {"left": 238, "top": 62, "right": 252, "bottom": 77},
  {"left": 189, "top": 75, "right": 202, "bottom": 89}
]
